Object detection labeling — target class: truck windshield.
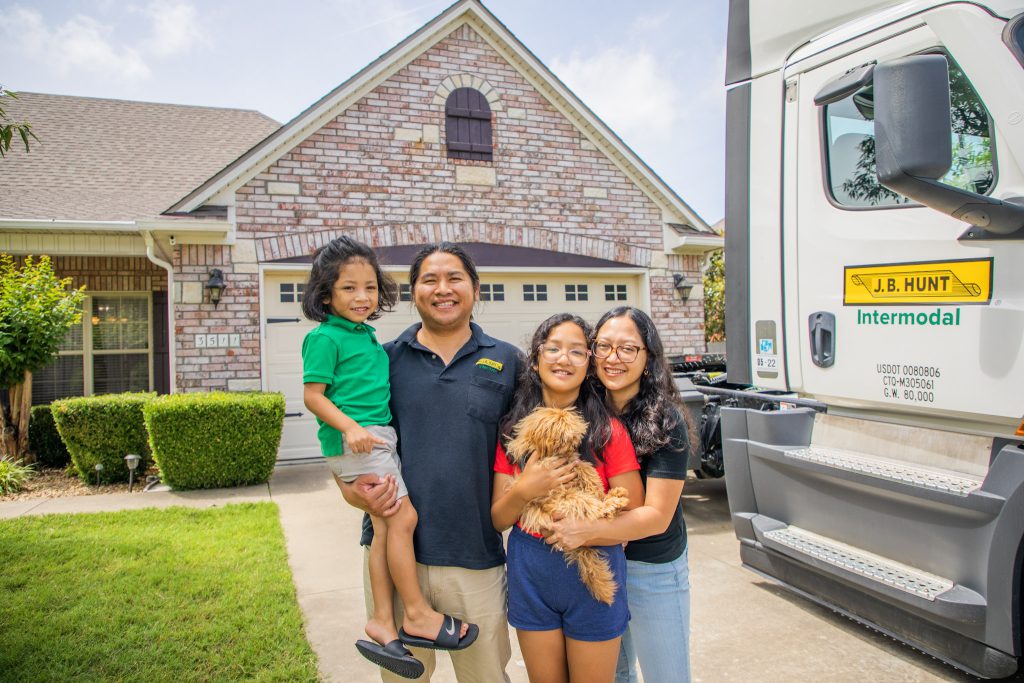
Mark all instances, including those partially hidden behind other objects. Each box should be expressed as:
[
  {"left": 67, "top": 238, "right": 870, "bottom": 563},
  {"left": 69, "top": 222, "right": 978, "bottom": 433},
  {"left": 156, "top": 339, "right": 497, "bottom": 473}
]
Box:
[{"left": 825, "top": 57, "right": 994, "bottom": 208}]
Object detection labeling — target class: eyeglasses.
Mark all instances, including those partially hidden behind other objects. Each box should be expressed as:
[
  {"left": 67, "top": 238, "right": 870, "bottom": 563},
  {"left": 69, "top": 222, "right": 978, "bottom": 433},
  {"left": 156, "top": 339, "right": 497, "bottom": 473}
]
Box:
[
  {"left": 592, "top": 342, "right": 645, "bottom": 363},
  {"left": 538, "top": 345, "right": 591, "bottom": 366}
]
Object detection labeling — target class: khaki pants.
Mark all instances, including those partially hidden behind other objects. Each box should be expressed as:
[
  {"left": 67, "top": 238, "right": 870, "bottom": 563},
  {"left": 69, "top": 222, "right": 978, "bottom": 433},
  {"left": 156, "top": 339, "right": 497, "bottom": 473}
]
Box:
[{"left": 362, "top": 547, "right": 512, "bottom": 683}]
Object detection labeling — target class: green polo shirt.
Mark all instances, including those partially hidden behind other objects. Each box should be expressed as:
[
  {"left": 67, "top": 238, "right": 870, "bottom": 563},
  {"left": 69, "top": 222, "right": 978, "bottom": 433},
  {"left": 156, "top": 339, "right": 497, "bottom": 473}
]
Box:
[{"left": 301, "top": 315, "right": 391, "bottom": 456}]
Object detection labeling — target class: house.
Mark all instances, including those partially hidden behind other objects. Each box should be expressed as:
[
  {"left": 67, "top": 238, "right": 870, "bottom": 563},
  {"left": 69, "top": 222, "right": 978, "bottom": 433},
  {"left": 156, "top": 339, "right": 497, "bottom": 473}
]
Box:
[{"left": 1, "top": 0, "right": 722, "bottom": 461}]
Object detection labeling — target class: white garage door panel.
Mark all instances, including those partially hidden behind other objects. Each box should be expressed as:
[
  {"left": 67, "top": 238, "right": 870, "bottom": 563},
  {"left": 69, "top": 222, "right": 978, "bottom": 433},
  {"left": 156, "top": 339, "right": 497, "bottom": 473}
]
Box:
[{"left": 264, "top": 269, "right": 640, "bottom": 462}]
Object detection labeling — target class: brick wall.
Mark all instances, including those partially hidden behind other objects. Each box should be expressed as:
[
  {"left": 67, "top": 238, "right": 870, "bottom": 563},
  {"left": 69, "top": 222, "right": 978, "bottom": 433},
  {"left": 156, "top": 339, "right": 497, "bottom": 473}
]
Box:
[{"left": 33, "top": 256, "right": 167, "bottom": 292}]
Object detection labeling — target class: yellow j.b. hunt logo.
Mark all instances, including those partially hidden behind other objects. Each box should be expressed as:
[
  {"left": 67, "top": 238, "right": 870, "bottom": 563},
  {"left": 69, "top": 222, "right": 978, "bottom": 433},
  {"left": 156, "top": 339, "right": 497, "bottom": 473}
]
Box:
[
  {"left": 476, "top": 358, "right": 504, "bottom": 373},
  {"left": 844, "top": 258, "right": 992, "bottom": 306}
]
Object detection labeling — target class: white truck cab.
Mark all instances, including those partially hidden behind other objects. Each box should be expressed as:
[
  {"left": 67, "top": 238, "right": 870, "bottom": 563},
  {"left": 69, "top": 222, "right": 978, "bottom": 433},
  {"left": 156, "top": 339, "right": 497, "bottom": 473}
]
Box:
[{"left": 724, "top": 1, "right": 1024, "bottom": 677}]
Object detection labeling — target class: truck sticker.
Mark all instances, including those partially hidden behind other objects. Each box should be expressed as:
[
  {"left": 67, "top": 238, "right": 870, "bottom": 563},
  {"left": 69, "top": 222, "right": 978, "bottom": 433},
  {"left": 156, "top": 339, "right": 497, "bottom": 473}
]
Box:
[
  {"left": 844, "top": 258, "right": 992, "bottom": 306},
  {"left": 754, "top": 320, "right": 779, "bottom": 379},
  {"left": 875, "top": 363, "right": 942, "bottom": 404}
]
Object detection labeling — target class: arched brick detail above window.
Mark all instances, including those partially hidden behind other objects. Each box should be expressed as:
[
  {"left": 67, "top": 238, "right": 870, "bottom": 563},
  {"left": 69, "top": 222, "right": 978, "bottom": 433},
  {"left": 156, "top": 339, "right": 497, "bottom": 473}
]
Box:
[
  {"left": 431, "top": 74, "right": 503, "bottom": 111},
  {"left": 256, "top": 225, "right": 652, "bottom": 269}
]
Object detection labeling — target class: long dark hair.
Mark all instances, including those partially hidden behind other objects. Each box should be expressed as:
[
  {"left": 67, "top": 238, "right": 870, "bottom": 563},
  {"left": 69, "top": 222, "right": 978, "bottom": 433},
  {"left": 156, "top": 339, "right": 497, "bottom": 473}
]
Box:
[
  {"left": 592, "top": 307, "right": 691, "bottom": 460},
  {"left": 408, "top": 242, "right": 480, "bottom": 289},
  {"left": 500, "top": 313, "right": 612, "bottom": 465},
  {"left": 302, "top": 236, "right": 398, "bottom": 322}
]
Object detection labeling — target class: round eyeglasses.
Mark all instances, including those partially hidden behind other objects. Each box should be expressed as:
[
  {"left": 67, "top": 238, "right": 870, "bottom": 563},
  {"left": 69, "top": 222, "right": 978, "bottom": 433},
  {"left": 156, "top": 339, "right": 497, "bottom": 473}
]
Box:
[
  {"left": 592, "top": 342, "right": 645, "bottom": 363},
  {"left": 538, "top": 345, "right": 591, "bottom": 366}
]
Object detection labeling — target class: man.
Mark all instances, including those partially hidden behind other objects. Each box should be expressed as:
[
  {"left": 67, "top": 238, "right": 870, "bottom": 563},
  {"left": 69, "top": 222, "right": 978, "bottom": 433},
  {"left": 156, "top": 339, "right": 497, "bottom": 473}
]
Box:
[{"left": 343, "top": 242, "right": 521, "bottom": 682}]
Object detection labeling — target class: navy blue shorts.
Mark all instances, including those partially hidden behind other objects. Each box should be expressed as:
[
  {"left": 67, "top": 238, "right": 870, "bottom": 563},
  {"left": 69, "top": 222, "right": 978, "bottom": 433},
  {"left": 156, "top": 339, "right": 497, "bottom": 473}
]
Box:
[{"left": 506, "top": 525, "right": 629, "bottom": 641}]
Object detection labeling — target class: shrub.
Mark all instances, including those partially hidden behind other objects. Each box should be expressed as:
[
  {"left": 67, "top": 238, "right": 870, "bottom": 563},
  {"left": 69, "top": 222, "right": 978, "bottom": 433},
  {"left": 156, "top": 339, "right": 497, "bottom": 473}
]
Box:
[
  {"left": 27, "top": 405, "right": 71, "bottom": 468},
  {"left": 144, "top": 392, "right": 284, "bottom": 490},
  {"left": 0, "top": 456, "right": 34, "bottom": 494},
  {"left": 51, "top": 393, "right": 155, "bottom": 484}
]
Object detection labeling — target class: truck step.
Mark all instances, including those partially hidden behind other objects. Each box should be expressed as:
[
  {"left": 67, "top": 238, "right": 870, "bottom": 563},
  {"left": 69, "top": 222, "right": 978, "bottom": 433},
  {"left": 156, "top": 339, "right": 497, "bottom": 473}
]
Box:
[
  {"left": 784, "top": 446, "right": 982, "bottom": 496},
  {"left": 763, "top": 525, "right": 953, "bottom": 600}
]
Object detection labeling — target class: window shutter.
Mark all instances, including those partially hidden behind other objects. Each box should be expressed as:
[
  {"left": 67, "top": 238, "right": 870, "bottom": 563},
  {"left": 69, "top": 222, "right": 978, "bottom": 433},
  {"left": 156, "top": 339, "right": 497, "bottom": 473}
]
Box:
[{"left": 446, "top": 88, "right": 493, "bottom": 160}]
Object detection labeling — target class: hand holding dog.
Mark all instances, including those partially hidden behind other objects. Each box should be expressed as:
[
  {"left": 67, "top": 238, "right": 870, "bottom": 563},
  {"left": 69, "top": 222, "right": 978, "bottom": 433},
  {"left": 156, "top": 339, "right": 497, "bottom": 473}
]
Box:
[
  {"left": 544, "top": 513, "right": 594, "bottom": 551},
  {"left": 515, "top": 455, "right": 575, "bottom": 503}
]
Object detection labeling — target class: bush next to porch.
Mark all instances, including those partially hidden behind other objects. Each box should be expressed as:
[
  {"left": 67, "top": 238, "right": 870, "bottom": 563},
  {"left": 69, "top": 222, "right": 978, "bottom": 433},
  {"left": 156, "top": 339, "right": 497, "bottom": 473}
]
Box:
[
  {"left": 28, "top": 405, "right": 70, "bottom": 468},
  {"left": 144, "top": 392, "right": 284, "bottom": 490},
  {"left": 51, "top": 393, "right": 155, "bottom": 484}
]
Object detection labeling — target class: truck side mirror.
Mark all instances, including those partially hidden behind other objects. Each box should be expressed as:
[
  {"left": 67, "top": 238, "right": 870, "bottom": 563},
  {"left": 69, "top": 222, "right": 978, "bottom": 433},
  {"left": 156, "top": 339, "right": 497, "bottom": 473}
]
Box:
[{"left": 874, "top": 54, "right": 1024, "bottom": 236}]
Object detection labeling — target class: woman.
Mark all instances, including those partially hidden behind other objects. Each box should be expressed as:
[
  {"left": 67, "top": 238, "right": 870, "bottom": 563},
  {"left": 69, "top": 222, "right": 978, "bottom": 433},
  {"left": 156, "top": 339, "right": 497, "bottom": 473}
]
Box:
[
  {"left": 546, "top": 306, "right": 692, "bottom": 683},
  {"left": 491, "top": 313, "right": 644, "bottom": 683}
]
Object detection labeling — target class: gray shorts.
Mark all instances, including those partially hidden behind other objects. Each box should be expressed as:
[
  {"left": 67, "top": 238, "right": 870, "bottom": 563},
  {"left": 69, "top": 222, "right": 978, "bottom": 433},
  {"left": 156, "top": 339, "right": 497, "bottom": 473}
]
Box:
[{"left": 326, "top": 425, "right": 408, "bottom": 499}]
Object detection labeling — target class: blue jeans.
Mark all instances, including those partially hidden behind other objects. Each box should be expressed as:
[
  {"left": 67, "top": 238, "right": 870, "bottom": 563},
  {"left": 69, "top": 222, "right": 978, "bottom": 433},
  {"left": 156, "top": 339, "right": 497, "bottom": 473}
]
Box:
[{"left": 615, "top": 549, "right": 691, "bottom": 683}]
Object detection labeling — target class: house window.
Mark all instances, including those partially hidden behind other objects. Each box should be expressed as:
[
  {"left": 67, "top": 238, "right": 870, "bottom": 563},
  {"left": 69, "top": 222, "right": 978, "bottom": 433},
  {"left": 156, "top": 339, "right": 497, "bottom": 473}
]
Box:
[
  {"left": 32, "top": 294, "right": 152, "bottom": 405},
  {"left": 480, "top": 284, "right": 505, "bottom": 302},
  {"left": 565, "top": 284, "right": 589, "bottom": 302},
  {"left": 399, "top": 284, "right": 412, "bottom": 302},
  {"left": 446, "top": 88, "right": 493, "bottom": 161},
  {"left": 523, "top": 284, "right": 548, "bottom": 302},
  {"left": 605, "top": 284, "right": 627, "bottom": 301},
  {"left": 279, "top": 282, "right": 306, "bottom": 303}
]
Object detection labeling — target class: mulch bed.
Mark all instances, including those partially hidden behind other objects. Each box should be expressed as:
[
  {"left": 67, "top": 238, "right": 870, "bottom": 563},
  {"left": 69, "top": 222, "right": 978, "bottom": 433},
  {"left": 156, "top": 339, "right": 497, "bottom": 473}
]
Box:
[{"left": 1, "top": 465, "right": 158, "bottom": 502}]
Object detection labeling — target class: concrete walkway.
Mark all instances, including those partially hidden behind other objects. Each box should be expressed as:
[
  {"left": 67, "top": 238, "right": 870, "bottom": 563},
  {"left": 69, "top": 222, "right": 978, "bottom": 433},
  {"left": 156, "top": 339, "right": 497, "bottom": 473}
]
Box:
[{"left": 0, "top": 463, "right": 980, "bottom": 682}]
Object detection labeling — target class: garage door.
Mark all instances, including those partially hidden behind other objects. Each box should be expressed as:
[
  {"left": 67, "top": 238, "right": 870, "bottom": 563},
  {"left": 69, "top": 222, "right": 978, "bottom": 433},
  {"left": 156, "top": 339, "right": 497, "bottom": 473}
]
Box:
[{"left": 264, "top": 268, "right": 641, "bottom": 462}]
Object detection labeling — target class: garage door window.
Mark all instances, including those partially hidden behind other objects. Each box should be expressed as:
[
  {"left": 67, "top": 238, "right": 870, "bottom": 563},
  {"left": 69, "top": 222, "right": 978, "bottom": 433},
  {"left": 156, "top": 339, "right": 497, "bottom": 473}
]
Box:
[
  {"left": 565, "top": 284, "right": 589, "bottom": 302},
  {"left": 280, "top": 283, "right": 306, "bottom": 303},
  {"left": 605, "top": 284, "right": 627, "bottom": 301},
  {"left": 480, "top": 284, "right": 505, "bottom": 301},
  {"left": 523, "top": 284, "right": 548, "bottom": 302},
  {"left": 399, "top": 284, "right": 412, "bottom": 302}
]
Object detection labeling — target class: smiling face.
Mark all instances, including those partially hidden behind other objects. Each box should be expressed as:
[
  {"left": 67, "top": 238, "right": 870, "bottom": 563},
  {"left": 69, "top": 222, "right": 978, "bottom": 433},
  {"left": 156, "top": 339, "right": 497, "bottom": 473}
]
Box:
[
  {"left": 412, "top": 252, "right": 478, "bottom": 333},
  {"left": 535, "top": 321, "right": 591, "bottom": 408},
  {"left": 324, "top": 258, "right": 378, "bottom": 324},
  {"left": 593, "top": 315, "right": 648, "bottom": 408}
]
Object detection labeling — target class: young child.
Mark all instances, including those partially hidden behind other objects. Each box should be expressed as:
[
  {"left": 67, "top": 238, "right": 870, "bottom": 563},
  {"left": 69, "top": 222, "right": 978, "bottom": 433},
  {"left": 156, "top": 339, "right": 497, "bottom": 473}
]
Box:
[{"left": 301, "top": 236, "right": 477, "bottom": 679}]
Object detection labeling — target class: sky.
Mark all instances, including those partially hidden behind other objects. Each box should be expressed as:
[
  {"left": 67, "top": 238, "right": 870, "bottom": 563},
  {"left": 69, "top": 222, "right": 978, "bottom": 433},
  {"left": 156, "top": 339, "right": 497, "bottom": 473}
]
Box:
[{"left": 1, "top": 0, "right": 729, "bottom": 224}]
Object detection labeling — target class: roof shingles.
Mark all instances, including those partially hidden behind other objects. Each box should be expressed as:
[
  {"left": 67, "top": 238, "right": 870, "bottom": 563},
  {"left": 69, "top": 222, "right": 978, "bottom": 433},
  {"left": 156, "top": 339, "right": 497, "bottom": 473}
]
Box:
[{"left": 0, "top": 93, "right": 279, "bottom": 222}]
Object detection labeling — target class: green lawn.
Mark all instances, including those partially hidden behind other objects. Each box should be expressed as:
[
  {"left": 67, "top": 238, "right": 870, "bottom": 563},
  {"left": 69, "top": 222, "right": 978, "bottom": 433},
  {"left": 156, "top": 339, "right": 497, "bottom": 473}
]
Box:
[{"left": 0, "top": 503, "right": 319, "bottom": 682}]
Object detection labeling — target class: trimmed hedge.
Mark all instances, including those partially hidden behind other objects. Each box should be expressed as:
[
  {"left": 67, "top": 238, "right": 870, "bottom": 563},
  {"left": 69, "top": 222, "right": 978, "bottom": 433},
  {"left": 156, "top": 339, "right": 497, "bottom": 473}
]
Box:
[
  {"left": 28, "top": 405, "right": 71, "bottom": 468},
  {"left": 144, "top": 392, "right": 284, "bottom": 490},
  {"left": 51, "top": 393, "right": 155, "bottom": 484}
]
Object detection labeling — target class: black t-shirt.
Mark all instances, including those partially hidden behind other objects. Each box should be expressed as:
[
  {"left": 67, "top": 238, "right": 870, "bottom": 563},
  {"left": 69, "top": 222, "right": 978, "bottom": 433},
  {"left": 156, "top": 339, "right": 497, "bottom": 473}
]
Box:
[
  {"left": 360, "top": 323, "right": 520, "bottom": 570},
  {"left": 624, "top": 413, "right": 689, "bottom": 564}
]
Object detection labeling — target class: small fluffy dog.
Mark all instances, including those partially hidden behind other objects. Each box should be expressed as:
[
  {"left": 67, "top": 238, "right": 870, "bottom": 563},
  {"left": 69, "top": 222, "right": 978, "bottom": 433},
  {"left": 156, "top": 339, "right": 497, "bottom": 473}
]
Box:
[{"left": 506, "top": 406, "right": 631, "bottom": 605}]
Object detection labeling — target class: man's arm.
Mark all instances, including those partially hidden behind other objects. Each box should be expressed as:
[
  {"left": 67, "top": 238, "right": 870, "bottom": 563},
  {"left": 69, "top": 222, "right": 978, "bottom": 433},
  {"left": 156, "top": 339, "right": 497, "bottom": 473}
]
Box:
[{"left": 337, "top": 472, "right": 401, "bottom": 516}]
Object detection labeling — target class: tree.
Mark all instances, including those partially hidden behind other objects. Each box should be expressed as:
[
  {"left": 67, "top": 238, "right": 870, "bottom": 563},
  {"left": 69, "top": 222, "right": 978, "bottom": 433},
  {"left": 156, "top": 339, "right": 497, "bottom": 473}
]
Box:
[
  {"left": 704, "top": 248, "right": 725, "bottom": 343},
  {"left": 0, "top": 87, "right": 38, "bottom": 158},
  {"left": 0, "top": 255, "right": 85, "bottom": 459}
]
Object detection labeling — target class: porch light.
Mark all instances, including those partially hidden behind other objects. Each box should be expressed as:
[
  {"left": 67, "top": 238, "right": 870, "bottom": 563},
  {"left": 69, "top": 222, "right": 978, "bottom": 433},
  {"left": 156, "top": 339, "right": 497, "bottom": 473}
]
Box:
[
  {"left": 205, "top": 269, "right": 226, "bottom": 307},
  {"left": 125, "top": 454, "right": 141, "bottom": 492},
  {"left": 673, "top": 273, "right": 694, "bottom": 302}
]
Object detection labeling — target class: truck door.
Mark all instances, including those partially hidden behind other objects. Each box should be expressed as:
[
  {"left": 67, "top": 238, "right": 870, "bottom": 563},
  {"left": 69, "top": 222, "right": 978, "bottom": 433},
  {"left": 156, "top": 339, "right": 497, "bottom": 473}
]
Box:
[{"left": 787, "top": 15, "right": 1023, "bottom": 427}]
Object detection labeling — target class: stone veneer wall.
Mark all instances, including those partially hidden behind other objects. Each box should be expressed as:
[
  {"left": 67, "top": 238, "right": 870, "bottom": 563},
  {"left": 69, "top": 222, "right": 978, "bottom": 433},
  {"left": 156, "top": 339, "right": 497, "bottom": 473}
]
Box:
[{"left": 174, "top": 23, "right": 705, "bottom": 390}]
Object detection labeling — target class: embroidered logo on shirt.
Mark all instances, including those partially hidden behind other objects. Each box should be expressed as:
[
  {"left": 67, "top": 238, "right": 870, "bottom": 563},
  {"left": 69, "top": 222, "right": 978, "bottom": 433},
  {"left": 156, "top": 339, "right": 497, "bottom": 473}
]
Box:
[{"left": 476, "top": 358, "right": 503, "bottom": 373}]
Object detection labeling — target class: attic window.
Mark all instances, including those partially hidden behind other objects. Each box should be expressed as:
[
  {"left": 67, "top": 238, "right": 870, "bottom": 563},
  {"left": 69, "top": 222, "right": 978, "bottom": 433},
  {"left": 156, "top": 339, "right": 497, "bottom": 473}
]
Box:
[{"left": 446, "top": 88, "right": 493, "bottom": 161}]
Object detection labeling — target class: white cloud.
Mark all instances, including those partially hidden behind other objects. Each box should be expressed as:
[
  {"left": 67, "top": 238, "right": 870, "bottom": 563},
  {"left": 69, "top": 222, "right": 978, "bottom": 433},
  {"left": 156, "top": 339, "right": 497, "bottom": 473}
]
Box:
[
  {"left": 553, "top": 47, "right": 683, "bottom": 142},
  {"left": 145, "top": 2, "right": 210, "bottom": 57},
  {"left": 3, "top": 7, "right": 150, "bottom": 80}
]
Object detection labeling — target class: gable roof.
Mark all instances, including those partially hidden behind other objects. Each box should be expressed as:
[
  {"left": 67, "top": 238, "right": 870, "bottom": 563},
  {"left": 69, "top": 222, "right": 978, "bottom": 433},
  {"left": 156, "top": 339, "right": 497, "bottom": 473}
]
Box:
[
  {"left": 168, "top": 0, "right": 713, "bottom": 234},
  {"left": 0, "top": 92, "right": 279, "bottom": 222}
]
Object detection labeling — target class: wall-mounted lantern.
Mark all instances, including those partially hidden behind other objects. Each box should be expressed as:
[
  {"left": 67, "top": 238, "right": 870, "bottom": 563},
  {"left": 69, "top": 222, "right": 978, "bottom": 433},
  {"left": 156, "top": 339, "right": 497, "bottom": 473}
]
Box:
[
  {"left": 205, "top": 269, "right": 226, "bottom": 307},
  {"left": 673, "top": 273, "right": 694, "bottom": 302}
]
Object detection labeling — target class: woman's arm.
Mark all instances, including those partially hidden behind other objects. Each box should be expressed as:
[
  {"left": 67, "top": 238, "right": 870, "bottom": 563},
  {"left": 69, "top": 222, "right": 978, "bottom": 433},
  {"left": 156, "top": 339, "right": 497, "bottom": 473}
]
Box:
[
  {"left": 547, "top": 475, "right": 685, "bottom": 549},
  {"left": 490, "top": 457, "right": 576, "bottom": 531}
]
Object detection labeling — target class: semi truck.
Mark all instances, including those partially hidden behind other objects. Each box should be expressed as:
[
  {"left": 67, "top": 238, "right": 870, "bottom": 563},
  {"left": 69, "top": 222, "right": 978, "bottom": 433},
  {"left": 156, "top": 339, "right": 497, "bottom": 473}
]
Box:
[{"left": 722, "top": 1, "right": 1024, "bottom": 677}]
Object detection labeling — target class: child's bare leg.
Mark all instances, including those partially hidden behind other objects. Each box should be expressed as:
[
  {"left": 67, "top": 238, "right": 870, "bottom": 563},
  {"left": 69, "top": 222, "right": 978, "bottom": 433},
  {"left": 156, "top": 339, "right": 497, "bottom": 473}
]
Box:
[
  {"left": 384, "top": 500, "right": 469, "bottom": 640},
  {"left": 365, "top": 514, "right": 400, "bottom": 645}
]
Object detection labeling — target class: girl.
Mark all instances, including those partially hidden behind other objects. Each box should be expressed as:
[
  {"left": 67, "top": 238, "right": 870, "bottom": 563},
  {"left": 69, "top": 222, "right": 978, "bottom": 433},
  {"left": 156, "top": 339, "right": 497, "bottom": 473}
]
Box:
[
  {"left": 301, "top": 236, "right": 475, "bottom": 680},
  {"left": 546, "top": 307, "right": 693, "bottom": 683},
  {"left": 491, "top": 313, "right": 644, "bottom": 683}
]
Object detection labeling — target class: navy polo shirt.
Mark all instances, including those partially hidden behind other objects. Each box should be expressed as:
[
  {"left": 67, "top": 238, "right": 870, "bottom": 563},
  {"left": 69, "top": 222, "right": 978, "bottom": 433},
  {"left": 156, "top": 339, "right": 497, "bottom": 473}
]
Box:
[{"left": 361, "top": 322, "right": 521, "bottom": 570}]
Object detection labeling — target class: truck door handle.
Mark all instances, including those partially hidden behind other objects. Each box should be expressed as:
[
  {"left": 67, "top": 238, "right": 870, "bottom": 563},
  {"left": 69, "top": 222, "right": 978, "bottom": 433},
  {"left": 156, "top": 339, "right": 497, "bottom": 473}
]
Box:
[{"left": 809, "top": 312, "right": 836, "bottom": 368}]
